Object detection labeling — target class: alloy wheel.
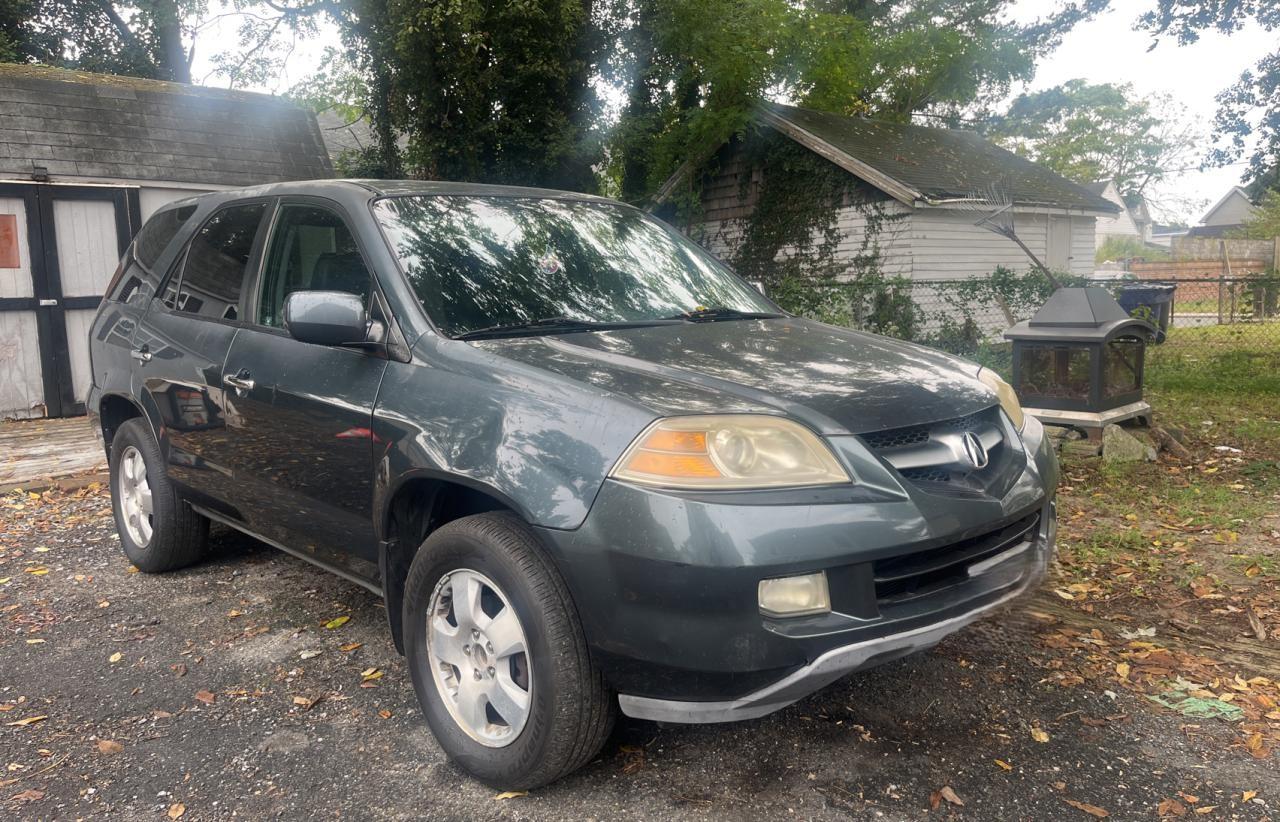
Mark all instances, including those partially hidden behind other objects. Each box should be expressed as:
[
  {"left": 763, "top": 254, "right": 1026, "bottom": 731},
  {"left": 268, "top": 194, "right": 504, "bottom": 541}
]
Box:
[
  {"left": 117, "top": 445, "right": 154, "bottom": 547},
  {"left": 425, "top": 568, "right": 533, "bottom": 747}
]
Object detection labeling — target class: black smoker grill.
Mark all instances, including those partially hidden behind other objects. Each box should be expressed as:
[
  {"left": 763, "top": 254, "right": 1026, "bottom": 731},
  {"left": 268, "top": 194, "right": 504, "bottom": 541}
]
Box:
[{"left": 1004, "top": 287, "right": 1154, "bottom": 433}]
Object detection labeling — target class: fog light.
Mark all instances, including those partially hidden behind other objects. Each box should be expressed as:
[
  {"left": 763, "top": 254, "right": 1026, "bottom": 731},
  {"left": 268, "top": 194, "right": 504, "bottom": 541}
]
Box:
[{"left": 758, "top": 572, "right": 831, "bottom": 617}]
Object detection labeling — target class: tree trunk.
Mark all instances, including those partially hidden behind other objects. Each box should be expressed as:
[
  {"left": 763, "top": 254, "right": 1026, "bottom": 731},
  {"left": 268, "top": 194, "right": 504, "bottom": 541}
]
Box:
[{"left": 153, "top": 0, "right": 190, "bottom": 83}]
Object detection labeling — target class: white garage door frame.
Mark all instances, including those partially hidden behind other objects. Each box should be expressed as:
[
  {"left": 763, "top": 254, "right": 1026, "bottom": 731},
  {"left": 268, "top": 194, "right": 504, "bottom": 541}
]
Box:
[{"left": 0, "top": 182, "right": 141, "bottom": 418}]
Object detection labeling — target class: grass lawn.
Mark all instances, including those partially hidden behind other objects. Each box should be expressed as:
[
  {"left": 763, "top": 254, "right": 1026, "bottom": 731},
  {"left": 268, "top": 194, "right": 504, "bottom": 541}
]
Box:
[{"left": 1045, "top": 341, "right": 1280, "bottom": 761}]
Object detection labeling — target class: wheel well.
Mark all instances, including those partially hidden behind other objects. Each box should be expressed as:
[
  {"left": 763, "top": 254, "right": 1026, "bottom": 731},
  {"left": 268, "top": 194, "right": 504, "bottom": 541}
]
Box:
[
  {"left": 380, "top": 478, "right": 514, "bottom": 653},
  {"left": 99, "top": 394, "right": 145, "bottom": 450}
]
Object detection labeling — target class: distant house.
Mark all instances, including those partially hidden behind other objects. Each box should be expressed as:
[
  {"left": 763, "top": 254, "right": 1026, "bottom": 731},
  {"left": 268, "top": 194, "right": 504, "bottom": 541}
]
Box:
[
  {"left": 1085, "top": 180, "right": 1143, "bottom": 247},
  {"left": 0, "top": 64, "right": 333, "bottom": 419},
  {"left": 1186, "top": 186, "right": 1257, "bottom": 238},
  {"left": 660, "top": 103, "right": 1119, "bottom": 283}
]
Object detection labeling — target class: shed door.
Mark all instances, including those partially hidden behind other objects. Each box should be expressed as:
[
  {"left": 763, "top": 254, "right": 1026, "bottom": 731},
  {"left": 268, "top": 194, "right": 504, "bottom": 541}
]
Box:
[
  {"left": 0, "top": 183, "right": 140, "bottom": 419},
  {"left": 1046, "top": 216, "right": 1072, "bottom": 272}
]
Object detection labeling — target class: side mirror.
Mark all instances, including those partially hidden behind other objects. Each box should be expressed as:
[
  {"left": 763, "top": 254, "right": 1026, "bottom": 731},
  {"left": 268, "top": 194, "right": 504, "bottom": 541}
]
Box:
[{"left": 284, "top": 291, "right": 368, "bottom": 347}]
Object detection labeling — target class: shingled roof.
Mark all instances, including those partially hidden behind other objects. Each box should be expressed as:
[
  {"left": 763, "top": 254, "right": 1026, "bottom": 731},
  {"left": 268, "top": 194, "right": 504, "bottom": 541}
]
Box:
[
  {"left": 0, "top": 64, "right": 333, "bottom": 187},
  {"left": 658, "top": 102, "right": 1118, "bottom": 213}
]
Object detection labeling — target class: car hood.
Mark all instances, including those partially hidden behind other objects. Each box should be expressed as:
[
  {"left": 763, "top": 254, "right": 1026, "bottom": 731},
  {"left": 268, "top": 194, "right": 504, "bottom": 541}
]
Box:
[{"left": 467, "top": 317, "right": 996, "bottom": 435}]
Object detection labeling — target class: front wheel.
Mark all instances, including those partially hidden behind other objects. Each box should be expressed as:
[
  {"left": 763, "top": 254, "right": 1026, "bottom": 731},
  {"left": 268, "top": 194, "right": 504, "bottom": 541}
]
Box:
[{"left": 403, "top": 512, "right": 615, "bottom": 789}]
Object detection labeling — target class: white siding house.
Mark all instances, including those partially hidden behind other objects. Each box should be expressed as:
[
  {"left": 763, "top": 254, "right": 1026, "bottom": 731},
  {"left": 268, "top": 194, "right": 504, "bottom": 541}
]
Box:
[
  {"left": 1086, "top": 180, "right": 1142, "bottom": 248},
  {"left": 0, "top": 64, "right": 332, "bottom": 420},
  {"left": 1186, "top": 186, "right": 1258, "bottom": 238},
  {"left": 662, "top": 103, "right": 1118, "bottom": 284}
]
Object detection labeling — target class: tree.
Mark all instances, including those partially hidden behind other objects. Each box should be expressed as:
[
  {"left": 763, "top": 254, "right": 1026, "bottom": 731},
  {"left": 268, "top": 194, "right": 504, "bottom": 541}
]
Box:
[
  {"left": 987, "top": 80, "right": 1200, "bottom": 205},
  {"left": 3, "top": 0, "right": 202, "bottom": 82},
  {"left": 1136, "top": 0, "right": 1280, "bottom": 191},
  {"left": 605, "top": 0, "right": 1109, "bottom": 204}
]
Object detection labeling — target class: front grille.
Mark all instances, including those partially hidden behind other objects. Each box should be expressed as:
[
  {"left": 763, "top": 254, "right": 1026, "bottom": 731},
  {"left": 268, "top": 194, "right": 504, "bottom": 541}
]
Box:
[
  {"left": 862, "top": 426, "right": 929, "bottom": 450},
  {"left": 859, "top": 406, "right": 1013, "bottom": 495},
  {"left": 900, "top": 467, "right": 951, "bottom": 483},
  {"left": 873, "top": 512, "right": 1040, "bottom": 604}
]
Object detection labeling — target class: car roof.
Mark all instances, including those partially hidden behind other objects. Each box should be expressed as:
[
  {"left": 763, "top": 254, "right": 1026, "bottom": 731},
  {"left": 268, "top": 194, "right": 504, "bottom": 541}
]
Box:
[{"left": 157, "top": 178, "right": 622, "bottom": 212}]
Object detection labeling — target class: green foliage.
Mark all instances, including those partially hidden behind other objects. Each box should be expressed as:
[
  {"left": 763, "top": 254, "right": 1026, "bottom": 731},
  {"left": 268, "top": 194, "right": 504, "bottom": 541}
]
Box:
[
  {"left": 3, "top": 0, "right": 202, "bottom": 82},
  {"left": 1137, "top": 1, "right": 1280, "bottom": 189},
  {"left": 1096, "top": 235, "right": 1169, "bottom": 263},
  {"left": 988, "top": 79, "right": 1199, "bottom": 203},
  {"left": 610, "top": 0, "right": 1104, "bottom": 204}
]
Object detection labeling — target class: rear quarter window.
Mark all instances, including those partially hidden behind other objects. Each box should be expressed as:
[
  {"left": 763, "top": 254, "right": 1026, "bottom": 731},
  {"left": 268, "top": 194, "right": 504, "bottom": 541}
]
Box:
[{"left": 108, "top": 204, "right": 196, "bottom": 303}]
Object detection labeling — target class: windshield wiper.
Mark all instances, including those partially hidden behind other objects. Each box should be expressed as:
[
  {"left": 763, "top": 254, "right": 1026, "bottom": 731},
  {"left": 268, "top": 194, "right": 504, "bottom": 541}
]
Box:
[
  {"left": 455, "top": 316, "right": 682, "bottom": 341},
  {"left": 668, "top": 306, "right": 784, "bottom": 322}
]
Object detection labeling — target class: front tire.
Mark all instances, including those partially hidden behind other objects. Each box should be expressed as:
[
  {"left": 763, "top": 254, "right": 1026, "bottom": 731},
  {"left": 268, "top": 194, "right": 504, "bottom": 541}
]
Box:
[
  {"left": 108, "top": 418, "right": 209, "bottom": 572},
  {"left": 404, "top": 512, "right": 615, "bottom": 789}
]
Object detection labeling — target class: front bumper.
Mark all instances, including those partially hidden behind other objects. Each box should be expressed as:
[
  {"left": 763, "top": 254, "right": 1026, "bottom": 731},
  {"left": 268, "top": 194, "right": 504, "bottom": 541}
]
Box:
[
  {"left": 534, "top": 416, "right": 1059, "bottom": 722},
  {"left": 619, "top": 502, "right": 1055, "bottom": 722}
]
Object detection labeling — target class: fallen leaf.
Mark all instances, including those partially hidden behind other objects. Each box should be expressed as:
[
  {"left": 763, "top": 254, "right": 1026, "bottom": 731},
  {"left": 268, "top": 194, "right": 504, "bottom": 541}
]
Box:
[
  {"left": 298, "top": 649, "right": 322, "bottom": 660},
  {"left": 994, "top": 759, "right": 1013, "bottom": 771},
  {"left": 226, "top": 609, "right": 243, "bottom": 618},
  {"left": 1116, "top": 662, "right": 1131, "bottom": 680},
  {"left": 1064, "top": 798, "right": 1109, "bottom": 818},
  {"left": 109, "top": 652, "right": 122, "bottom": 664},
  {"left": 1242, "top": 791, "right": 1257, "bottom": 802},
  {"left": 1194, "top": 807, "right": 1216, "bottom": 815},
  {"left": 24, "top": 567, "right": 48, "bottom": 576},
  {"left": 1031, "top": 727, "right": 1050, "bottom": 743},
  {"left": 11, "top": 788, "right": 45, "bottom": 803},
  {"left": 339, "top": 642, "right": 362, "bottom": 652},
  {"left": 96, "top": 739, "right": 123, "bottom": 755},
  {"left": 168, "top": 802, "right": 186, "bottom": 818},
  {"left": 1245, "top": 564, "right": 1262, "bottom": 578},
  {"left": 25, "top": 639, "right": 45, "bottom": 645},
  {"left": 494, "top": 791, "right": 527, "bottom": 800},
  {"left": 324, "top": 615, "right": 350, "bottom": 630},
  {"left": 194, "top": 690, "right": 216, "bottom": 705},
  {"left": 1158, "top": 798, "right": 1187, "bottom": 817},
  {"left": 378, "top": 709, "right": 392, "bottom": 719},
  {"left": 937, "top": 786, "right": 964, "bottom": 806},
  {"left": 360, "top": 668, "right": 383, "bottom": 682},
  {"left": 292, "top": 696, "right": 314, "bottom": 708},
  {"left": 5, "top": 716, "right": 47, "bottom": 727}
]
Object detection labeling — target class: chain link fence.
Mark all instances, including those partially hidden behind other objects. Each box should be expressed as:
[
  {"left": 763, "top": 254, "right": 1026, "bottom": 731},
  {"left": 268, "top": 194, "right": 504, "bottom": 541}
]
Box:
[{"left": 805, "top": 273, "right": 1280, "bottom": 387}]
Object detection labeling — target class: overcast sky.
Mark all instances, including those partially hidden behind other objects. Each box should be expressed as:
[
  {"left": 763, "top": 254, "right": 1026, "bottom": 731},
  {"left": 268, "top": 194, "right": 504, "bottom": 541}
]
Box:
[
  {"left": 194, "top": 2, "right": 1274, "bottom": 224},
  {"left": 1009, "top": 1, "right": 1276, "bottom": 224}
]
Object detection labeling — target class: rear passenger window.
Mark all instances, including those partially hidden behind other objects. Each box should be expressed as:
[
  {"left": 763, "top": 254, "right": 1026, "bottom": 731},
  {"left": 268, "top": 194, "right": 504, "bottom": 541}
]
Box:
[{"left": 173, "top": 203, "right": 267, "bottom": 320}]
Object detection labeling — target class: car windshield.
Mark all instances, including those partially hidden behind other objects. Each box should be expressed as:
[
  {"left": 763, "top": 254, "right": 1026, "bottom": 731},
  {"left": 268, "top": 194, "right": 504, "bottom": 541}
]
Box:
[{"left": 372, "top": 195, "right": 779, "bottom": 338}]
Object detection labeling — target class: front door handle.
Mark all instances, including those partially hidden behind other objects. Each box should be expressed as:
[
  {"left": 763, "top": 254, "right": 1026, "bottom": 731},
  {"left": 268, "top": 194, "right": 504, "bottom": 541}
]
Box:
[
  {"left": 130, "top": 346, "right": 151, "bottom": 363},
  {"left": 223, "top": 369, "right": 255, "bottom": 395}
]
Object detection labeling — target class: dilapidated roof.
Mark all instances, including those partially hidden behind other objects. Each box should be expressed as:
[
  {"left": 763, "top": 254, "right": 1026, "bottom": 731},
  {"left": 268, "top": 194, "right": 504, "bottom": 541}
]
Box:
[
  {"left": 758, "top": 104, "right": 1118, "bottom": 213},
  {"left": 0, "top": 64, "right": 333, "bottom": 187}
]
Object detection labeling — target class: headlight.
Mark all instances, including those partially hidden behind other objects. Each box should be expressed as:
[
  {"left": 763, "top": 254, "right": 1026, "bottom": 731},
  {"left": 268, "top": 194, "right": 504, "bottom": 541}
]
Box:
[
  {"left": 610, "top": 415, "right": 851, "bottom": 490},
  {"left": 978, "top": 368, "right": 1025, "bottom": 432}
]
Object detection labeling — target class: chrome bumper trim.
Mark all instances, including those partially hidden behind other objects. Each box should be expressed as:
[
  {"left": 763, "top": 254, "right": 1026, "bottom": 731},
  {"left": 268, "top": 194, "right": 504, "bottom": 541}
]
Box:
[{"left": 618, "top": 501, "right": 1056, "bottom": 724}]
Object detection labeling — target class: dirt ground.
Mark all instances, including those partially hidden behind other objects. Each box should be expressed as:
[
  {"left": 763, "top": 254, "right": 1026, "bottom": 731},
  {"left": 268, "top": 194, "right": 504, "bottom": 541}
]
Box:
[{"left": 1, "top": 472, "right": 1276, "bottom": 822}]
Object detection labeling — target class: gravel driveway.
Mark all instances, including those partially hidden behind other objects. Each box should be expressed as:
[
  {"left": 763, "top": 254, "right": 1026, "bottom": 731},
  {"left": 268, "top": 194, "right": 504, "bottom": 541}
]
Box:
[{"left": 2, "top": 488, "right": 1275, "bottom": 820}]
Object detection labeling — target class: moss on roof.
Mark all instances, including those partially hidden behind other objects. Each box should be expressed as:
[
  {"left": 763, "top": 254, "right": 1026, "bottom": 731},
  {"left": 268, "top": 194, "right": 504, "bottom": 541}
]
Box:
[{"left": 766, "top": 103, "right": 1119, "bottom": 213}]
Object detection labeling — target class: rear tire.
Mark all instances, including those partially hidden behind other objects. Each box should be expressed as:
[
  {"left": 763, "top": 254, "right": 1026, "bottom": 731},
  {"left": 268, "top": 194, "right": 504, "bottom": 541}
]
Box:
[
  {"left": 108, "top": 418, "right": 209, "bottom": 572},
  {"left": 404, "top": 512, "right": 615, "bottom": 789}
]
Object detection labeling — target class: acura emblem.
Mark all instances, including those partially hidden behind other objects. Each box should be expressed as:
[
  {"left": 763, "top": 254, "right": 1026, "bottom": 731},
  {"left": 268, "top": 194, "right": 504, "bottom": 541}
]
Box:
[{"left": 961, "top": 431, "right": 989, "bottom": 469}]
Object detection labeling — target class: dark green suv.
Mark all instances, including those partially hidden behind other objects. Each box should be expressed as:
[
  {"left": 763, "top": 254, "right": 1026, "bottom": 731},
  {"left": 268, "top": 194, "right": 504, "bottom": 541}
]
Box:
[{"left": 88, "top": 180, "right": 1058, "bottom": 789}]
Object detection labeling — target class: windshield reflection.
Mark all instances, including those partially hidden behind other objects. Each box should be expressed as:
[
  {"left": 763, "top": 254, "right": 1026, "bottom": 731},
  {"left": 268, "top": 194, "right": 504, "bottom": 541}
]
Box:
[{"left": 373, "top": 196, "right": 778, "bottom": 337}]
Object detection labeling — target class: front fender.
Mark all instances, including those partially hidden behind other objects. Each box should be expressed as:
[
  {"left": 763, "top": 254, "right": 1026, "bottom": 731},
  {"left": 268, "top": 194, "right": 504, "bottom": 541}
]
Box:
[{"left": 370, "top": 338, "right": 655, "bottom": 534}]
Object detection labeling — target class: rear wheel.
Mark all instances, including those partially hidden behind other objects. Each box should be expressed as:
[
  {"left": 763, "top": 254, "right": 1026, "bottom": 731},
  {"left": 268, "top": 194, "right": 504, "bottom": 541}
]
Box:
[
  {"left": 404, "top": 512, "right": 615, "bottom": 789},
  {"left": 109, "top": 418, "right": 209, "bottom": 572}
]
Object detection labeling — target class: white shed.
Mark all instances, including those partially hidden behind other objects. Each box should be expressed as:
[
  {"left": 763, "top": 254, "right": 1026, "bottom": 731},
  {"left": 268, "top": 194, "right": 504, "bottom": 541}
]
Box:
[
  {"left": 659, "top": 103, "right": 1118, "bottom": 284},
  {"left": 0, "top": 65, "right": 332, "bottom": 419}
]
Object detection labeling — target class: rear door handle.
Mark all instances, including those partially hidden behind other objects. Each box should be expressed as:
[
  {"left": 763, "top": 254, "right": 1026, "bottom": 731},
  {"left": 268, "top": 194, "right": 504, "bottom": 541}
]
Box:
[
  {"left": 223, "top": 369, "right": 255, "bottom": 394},
  {"left": 130, "top": 346, "right": 151, "bottom": 363}
]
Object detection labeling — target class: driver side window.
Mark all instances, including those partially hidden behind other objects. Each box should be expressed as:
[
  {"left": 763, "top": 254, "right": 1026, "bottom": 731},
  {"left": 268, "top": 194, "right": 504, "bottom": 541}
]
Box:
[{"left": 257, "top": 204, "right": 373, "bottom": 328}]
